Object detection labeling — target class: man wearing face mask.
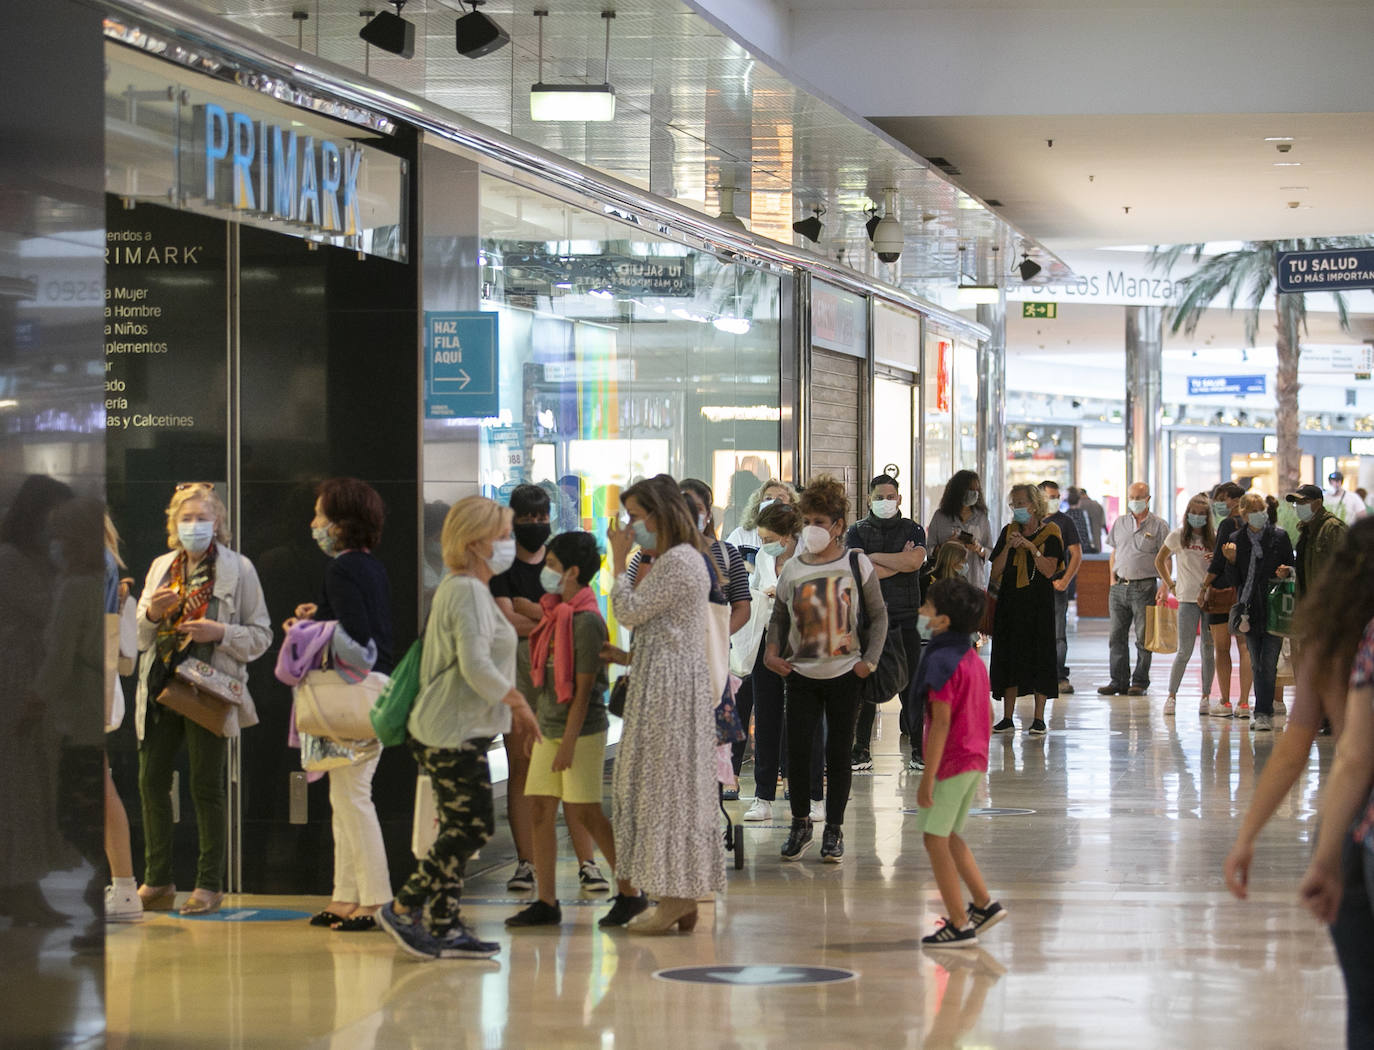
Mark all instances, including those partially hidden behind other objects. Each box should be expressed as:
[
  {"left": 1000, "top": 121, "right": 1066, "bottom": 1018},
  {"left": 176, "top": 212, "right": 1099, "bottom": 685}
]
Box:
[
  {"left": 1327, "top": 471, "right": 1367, "bottom": 524},
  {"left": 1099, "top": 483, "right": 1168, "bottom": 696},
  {"left": 491, "top": 484, "right": 608, "bottom": 895},
  {"left": 1281, "top": 485, "right": 1346, "bottom": 601},
  {"left": 845, "top": 475, "right": 926, "bottom": 771}
]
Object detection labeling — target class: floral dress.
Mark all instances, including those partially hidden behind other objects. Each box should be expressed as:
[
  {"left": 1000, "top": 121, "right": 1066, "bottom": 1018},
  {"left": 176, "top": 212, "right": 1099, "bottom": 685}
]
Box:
[{"left": 611, "top": 543, "right": 724, "bottom": 899}]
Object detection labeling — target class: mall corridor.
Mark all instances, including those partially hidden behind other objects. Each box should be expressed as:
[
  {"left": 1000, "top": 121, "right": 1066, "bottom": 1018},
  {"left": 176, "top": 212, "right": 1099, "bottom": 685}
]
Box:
[{"left": 81, "top": 622, "right": 1339, "bottom": 1050}]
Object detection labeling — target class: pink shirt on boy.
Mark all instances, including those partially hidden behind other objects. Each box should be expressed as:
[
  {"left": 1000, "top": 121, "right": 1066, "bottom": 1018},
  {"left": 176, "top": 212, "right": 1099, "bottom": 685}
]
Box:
[{"left": 924, "top": 648, "right": 992, "bottom": 779}]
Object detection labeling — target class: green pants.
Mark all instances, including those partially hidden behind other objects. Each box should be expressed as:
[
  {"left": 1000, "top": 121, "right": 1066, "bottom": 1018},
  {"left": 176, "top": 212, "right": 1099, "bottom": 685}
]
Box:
[{"left": 138, "top": 708, "right": 228, "bottom": 892}]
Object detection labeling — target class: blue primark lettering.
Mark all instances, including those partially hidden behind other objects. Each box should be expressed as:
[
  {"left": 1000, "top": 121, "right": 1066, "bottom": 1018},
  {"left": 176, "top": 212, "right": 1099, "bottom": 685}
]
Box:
[
  {"left": 270, "top": 126, "right": 298, "bottom": 220},
  {"left": 231, "top": 112, "right": 256, "bottom": 210},
  {"left": 298, "top": 137, "right": 321, "bottom": 227},
  {"left": 342, "top": 147, "right": 362, "bottom": 234},
  {"left": 320, "top": 141, "right": 342, "bottom": 231},
  {"left": 203, "top": 104, "right": 230, "bottom": 199}
]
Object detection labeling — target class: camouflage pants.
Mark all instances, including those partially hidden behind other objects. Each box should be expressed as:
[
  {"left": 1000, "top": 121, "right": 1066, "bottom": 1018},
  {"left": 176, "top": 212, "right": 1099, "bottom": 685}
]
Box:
[{"left": 397, "top": 737, "right": 495, "bottom": 935}]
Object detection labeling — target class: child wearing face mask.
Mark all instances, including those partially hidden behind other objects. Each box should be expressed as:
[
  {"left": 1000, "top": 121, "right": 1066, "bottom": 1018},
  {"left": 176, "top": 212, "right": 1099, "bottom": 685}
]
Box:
[{"left": 506, "top": 532, "right": 627, "bottom": 927}]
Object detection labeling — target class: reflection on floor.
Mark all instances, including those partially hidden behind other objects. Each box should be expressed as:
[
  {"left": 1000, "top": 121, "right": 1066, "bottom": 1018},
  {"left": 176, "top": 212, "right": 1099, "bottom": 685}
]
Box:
[{"left": 98, "top": 621, "right": 1342, "bottom": 1048}]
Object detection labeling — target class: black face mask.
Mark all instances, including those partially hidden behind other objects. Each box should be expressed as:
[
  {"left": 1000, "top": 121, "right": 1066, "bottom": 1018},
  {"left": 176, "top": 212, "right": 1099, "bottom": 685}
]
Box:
[{"left": 513, "top": 522, "right": 551, "bottom": 552}]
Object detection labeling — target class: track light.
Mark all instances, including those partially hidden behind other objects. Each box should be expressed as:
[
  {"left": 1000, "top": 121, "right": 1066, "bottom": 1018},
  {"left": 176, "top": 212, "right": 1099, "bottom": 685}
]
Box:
[
  {"left": 1017, "top": 254, "right": 1042, "bottom": 281},
  {"left": 359, "top": 0, "right": 414, "bottom": 58},
  {"left": 530, "top": 10, "right": 618, "bottom": 122},
  {"left": 456, "top": 0, "right": 508, "bottom": 58},
  {"left": 792, "top": 206, "right": 825, "bottom": 244}
]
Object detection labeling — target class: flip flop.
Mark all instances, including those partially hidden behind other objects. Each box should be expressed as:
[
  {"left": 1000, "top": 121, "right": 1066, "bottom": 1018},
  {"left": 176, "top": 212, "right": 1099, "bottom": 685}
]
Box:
[
  {"left": 310, "top": 910, "right": 349, "bottom": 927},
  {"left": 331, "top": 914, "right": 378, "bottom": 932},
  {"left": 139, "top": 885, "right": 178, "bottom": 912},
  {"left": 178, "top": 891, "right": 223, "bottom": 916}
]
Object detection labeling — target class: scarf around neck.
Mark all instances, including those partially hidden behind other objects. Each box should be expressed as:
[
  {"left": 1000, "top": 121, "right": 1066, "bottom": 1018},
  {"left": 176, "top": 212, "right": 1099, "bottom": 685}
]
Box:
[
  {"left": 528, "top": 586, "right": 602, "bottom": 704},
  {"left": 155, "top": 544, "right": 217, "bottom": 666}
]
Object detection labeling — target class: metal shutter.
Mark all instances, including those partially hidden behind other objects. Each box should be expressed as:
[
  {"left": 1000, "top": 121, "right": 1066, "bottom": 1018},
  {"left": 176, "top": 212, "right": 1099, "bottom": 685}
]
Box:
[{"left": 808, "top": 347, "right": 862, "bottom": 511}]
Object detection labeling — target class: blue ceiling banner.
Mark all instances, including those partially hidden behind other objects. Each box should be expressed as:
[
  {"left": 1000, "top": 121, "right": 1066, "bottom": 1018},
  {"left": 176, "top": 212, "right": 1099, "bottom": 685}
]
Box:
[
  {"left": 425, "top": 311, "right": 499, "bottom": 419},
  {"left": 1275, "top": 248, "right": 1374, "bottom": 294},
  {"left": 1187, "top": 375, "right": 1267, "bottom": 397}
]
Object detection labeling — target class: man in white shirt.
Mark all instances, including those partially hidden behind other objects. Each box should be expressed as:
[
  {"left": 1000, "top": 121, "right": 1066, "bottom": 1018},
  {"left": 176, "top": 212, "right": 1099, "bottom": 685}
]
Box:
[
  {"left": 1099, "top": 482, "right": 1169, "bottom": 697},
  {"left": 1327, "top": 471, "right": 1367, "bottom": 524}
]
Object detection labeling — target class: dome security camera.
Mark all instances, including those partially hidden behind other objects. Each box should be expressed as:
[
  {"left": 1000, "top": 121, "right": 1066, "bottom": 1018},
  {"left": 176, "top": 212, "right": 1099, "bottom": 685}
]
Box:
[
  {"left": 872, "top": 189, "right": 903, "bottom": 263},
  {"left": 1275, "top": 142, "right": 1292, "bottom": 153}
]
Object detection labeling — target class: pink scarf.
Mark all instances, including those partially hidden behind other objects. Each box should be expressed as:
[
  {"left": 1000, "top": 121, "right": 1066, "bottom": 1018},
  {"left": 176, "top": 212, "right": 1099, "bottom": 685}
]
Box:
[{"left": 528, "top": 587, "right": 602, "bottom": 704}]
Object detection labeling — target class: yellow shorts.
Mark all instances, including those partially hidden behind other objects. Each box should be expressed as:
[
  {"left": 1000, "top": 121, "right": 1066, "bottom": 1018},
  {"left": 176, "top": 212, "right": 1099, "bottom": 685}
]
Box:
[{"left": 523, "top": 731, "right": 608, "bottom": 805}]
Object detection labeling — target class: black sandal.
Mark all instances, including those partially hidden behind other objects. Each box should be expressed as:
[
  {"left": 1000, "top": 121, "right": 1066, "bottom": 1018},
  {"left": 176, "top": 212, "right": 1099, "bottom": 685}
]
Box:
[
  {"left": 310, "top": 910, "right": 349, "bottom": 927},
  {"left": 331, "top": 914, "right": 378, "bottom": 932}
]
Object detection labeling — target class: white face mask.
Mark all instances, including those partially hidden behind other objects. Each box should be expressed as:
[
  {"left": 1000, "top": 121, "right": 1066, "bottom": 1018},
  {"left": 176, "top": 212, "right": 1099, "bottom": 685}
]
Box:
[
  {"left": 696, "top": 511, "right": 709, "bottom": 533},
  {"left": 800, "top": 524, "right": 832, "bottom": 554},
  {"left": 485, "top": 537, "right": 517, "bottom": 574},
  {"left": 178, "top": 520, "right": 215, "bottom": 554},
  {"left": 1127, "top": 499, "right": 1149, "bottom": 515},
  {"left": 871, "top": 498, "right": 898, "bottom": 519},
  {"left": 758, "top": 498, "right": 777, "bottom": 513}
]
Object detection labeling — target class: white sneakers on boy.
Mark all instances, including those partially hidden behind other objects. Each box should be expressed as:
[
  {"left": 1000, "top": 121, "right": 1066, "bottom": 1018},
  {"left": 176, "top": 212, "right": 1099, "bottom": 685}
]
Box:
[{"left": 743, "top": 799, "right": 772, "bottom": 822}]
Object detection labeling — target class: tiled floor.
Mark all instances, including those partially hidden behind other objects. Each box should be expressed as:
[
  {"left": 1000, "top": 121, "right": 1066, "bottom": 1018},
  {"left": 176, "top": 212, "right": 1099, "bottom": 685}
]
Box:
[{"left": 96, "top": 619, "right": 1343, "bottom": 1048}]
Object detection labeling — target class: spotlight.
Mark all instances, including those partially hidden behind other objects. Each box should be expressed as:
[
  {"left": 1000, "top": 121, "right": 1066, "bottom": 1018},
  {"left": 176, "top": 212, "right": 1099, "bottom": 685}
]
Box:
[
  {"left": 456, "top": 0, "right": 508, "bottom": 58},
  {"left": 1016, "top": 254, "right": 1042, "bottom": 281},
  {"left": 792, "top": 206, "right": 825, "bottom": 244},
  {"left": 871, "top": 188, "right": 903, "bottom": 263},
  {"left": 359, "top": 0, "right": 414, "bottom": 58},
  {"left": 864, "top": 207, "right": 881, "bottom": 241},
  {"left": 530, "top": 10, "right": 618, "bottom": 122}
]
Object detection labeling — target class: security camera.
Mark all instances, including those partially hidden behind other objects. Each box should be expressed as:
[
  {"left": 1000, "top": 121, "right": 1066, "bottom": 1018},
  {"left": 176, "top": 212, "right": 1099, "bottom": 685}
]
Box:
[
  {"left": 871, "top": 189, "right": 903, "bottom": 263},
  {"left": 1275, "top": 142, "right": 1292, "bottom": 153}
]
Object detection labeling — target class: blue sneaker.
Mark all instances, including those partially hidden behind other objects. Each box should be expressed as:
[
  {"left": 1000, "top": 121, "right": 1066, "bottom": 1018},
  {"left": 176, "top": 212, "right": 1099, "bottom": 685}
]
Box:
[
  {"left": 376, "top": 901, "right": 439, "bottom": 960},
  {"left": 435, "top": 922, "right": 500, "bottom": 959}
]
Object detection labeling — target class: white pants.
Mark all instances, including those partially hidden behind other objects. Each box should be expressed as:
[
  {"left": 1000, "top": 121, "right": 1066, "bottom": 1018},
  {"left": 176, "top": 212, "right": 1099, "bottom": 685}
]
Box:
[{"left": 328, "top": 754, "right": 391, "bottom": 906}]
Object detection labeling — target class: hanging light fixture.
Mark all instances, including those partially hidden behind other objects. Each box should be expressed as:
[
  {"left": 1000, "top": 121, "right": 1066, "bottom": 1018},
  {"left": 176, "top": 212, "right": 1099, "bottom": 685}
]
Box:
[
  {"left": 455, "top": 0, "right": 509, "bottom": 57},
  {"left": 1016, "top": 253, "right": 1042, "bottom": 281},
  {"left": 792, "top": 205, "right": 825, "bottom": 244},
  {"left": 956, "top": 244, "right": 1000, "bottom": 305},
  {"left": 530, "top": 10, "right": 617, "bottom": 122},
  {"left": 359, "top": 0, "right": 415, "bottom": 57}
]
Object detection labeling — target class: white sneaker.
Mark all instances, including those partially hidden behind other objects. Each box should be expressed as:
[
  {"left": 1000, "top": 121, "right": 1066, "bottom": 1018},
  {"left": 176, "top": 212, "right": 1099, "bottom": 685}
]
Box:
[
  {"left": 743, "top": 799, "right": 772, "bottom": 822},
  {"left": 1274, "top": 699, "right": 1287, "bottom": 715},
  {"left": 809, "top": 799, "right": 825, "bottom": 823},
  {"left": 1163, "top": 696, "right": 1176, "bottom": 716},
  {"left": 105, "top": 884, "right": 144, "bottom": 922},
  {"left": 1199, "top": 696, "right": 1211, "bottom": 715}
]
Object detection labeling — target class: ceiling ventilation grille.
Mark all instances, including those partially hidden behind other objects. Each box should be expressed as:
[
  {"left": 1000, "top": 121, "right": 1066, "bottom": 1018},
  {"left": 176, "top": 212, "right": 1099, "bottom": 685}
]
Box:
[{"left": 927, "top": 156, "right": 961, "bottom": 176}]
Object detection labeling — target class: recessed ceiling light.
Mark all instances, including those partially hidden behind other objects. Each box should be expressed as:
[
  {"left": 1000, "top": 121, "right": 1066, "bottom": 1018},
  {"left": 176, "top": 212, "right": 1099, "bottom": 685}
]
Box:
[
  {"left": 1273, "top": 161, "right": 1302, "bottom": 167},
  {"left": 1279, "top": 185, "right": 1309, "bottom": 190},
  {"left": 1263, "top": 136, "right": 1295, "bottom": 142}
]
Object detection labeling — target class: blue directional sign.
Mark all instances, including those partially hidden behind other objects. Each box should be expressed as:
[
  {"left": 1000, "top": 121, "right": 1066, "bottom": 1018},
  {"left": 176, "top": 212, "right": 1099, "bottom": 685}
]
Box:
[
  {"left": 425, "top": 311, "right": 499, "bottom": 419},
  {"left": 1187, "top": 375, "right": 1267, "bottom": 397},
  {"left": 1276, "top": 248, "right": 1374, "bottom": 294},
  {"left": 177, "top": 908, "right": 311, "bottom": 922}
]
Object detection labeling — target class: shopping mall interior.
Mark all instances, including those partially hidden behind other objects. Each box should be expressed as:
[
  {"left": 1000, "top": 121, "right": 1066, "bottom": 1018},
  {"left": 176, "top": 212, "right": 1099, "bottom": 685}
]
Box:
[{"left": 3, "top": 0, "right": 1373, "bottom": 1046}]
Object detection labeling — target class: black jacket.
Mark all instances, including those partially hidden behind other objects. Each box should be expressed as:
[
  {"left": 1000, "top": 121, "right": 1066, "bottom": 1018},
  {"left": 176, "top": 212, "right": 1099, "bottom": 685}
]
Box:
[
  {"left": 1210, "top": 523, "right": 1294, "bottom": 629},
  {"left": 846, "top": 514, "right": 925, "bottom": 624}
]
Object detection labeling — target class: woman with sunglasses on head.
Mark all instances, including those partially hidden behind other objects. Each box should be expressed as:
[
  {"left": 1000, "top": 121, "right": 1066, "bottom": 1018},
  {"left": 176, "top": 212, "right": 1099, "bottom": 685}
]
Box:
[{"left": 135, "top": 483, "right": 271, "bottom": 915}]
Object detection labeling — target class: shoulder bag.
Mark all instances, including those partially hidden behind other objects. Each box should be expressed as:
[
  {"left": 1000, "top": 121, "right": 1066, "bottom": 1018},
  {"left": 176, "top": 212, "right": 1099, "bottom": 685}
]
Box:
[
  {"left": 295, "top": 668, "right": 388, "bottom": 741},
  {"left": 155, "top": 657, "right": 247, "bottom": 737},
  {"left": 369, "top": 638, "right": 423, "bottom": 746},
  {"left": 849, "top": 550, "right": 909, "bottom": 705}
]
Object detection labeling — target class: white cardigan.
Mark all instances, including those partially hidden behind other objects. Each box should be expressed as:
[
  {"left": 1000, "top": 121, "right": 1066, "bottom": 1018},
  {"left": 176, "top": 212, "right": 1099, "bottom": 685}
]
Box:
[{"left": 134, "top": 545, "right": 272, "bottom": 740}]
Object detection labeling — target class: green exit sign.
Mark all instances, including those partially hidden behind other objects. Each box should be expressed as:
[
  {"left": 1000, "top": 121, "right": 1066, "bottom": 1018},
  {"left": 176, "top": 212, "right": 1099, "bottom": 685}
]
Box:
[{"left": 1023, "top": 302, "right": 1058, "bottom": 319}]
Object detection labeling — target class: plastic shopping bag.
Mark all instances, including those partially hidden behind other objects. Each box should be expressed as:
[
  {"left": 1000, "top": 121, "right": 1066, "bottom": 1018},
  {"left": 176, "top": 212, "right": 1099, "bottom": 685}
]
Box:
[{"left": 1267, "top": 578, "right": 1297, "bottom": 637}]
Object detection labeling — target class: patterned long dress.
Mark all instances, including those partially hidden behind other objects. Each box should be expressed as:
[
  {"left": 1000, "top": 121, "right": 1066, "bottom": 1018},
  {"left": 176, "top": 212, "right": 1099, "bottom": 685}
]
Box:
[{"left": 611, "top": 542, "right": 724, "bottom": 899}]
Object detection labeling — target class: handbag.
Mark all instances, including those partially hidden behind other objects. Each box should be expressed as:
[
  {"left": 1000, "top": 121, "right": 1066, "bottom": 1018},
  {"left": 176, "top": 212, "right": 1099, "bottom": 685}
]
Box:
[
  {"left": 1144, "top": 601, "right": 1179, "bottom": 654},
  {"left": 299, "top": 732, "right": 381, "bottom": 772},
  {"left": 608, "top": 674, "right": 629, "bottom": 718},
  {"left": 370, "top": 638, "right": 423, "bottom": 746},
  {"left": 412, "top": 773, "right": 439, "bottom": 859},
  {"left": 1267, "top": 578, "right": 1297, "bottom": 637},
  {"left": 979, "top": 590, "right": 997, "bottom": 636},
  {"left": 1203, "top": 586, "right": 1236, "bottom": 615},
  {"left": 295, "top": 669, "right": 387, "bottom": 741},
  {"left": 848, "top": 551, "right": 910, "bottom": 705},
  {"left": 156, "top": 676, "right": 235, "bottom": 736}
]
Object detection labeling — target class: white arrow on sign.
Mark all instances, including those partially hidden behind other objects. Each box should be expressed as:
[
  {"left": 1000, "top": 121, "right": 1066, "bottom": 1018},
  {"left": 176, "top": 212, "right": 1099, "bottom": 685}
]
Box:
[
  {"left": 455, "top": 369, "right": 470, "bottom": 390},
  {"left": 703, "top": 966, "right": 810, "bottom": 985}
]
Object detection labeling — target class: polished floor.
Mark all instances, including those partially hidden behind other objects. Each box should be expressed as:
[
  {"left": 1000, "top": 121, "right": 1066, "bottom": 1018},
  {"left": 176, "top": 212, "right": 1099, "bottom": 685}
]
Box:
[{"left": 87, "top": 622, "right": 1346, "bottom": 1047}]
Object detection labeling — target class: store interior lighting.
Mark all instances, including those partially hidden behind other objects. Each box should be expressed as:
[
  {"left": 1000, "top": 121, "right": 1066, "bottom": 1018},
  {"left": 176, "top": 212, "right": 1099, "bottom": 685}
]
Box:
[
  {"left": 359, "top": 0, "right": 415, "bottom": 58},
  {"left": 455, "top": 0, "right": 509, "bottom": 57},
  {"left": 956, "top": 284, "right": 1001, "bottom": 305},
  {"left": 530, "top": 10, "right": 617, "bottom": 122}
]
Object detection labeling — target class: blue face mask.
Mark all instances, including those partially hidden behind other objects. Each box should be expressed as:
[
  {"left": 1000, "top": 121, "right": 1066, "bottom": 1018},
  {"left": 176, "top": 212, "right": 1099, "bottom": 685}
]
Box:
[
  {"left": 1212, "top": 501, "right": 1229, "bottom": 519},
  {"left": 631, "top": 520, "right": 657, "bottom": 550},
  {"left": 178, "top": 520, "right": 215, "bottom": 554},
  {"left": 760, "top": 541, "right": 786, "bottom": 557},
  {"left": 1011, "top": 506, "right": 1031, "bottom": 525},
  {"left": 1294, "top": 502, "right": 1314, "bottom": 522},
  {"left": 1246, "top": 511, "right": 1268, "bottom": 530},
  {"left": 916, "top": 613, "right": 934, "bottom": 641},
  {"left": 1186, "top": 513, "right": 1207, "bottom": 529},
  {"left": 540, "top": 566, "right": 565, "bottom": 594}
]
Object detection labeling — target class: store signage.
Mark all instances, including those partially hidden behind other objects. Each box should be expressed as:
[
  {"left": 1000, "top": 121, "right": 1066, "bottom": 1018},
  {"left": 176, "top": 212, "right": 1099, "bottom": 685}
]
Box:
[
  {"left": 1276, "top": 248, "right": 1374, "bottom": 293},
  {"left": 501, "top": 248, "right": 694, "bottom": 297},
  {"left": 425, "top": 311, "right": 499, "bottom": 419},
  {"left": 1187, "top": 375, "right": 1267, "bottom": 396},
  {"left": 1022, "top": 302, "right": 1057, "bottom": 318},
  {"left": 195, "top": 103, "right": 364, "bottom": 235},
  {"left": 811, "top": 281, "right": 866, "bottom": 358},
  {"left": 1300, "top": 345, "right": 1374, "bottom": 373},
  {"left": 1351, "top": 438, "right": 1374, "bottom": 456}
]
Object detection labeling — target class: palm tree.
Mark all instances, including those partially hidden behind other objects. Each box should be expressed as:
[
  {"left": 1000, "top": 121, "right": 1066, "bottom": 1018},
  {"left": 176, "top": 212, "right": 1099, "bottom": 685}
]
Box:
[{"left": 1151, "top": 238, "right": 1371, "bottom": 493}]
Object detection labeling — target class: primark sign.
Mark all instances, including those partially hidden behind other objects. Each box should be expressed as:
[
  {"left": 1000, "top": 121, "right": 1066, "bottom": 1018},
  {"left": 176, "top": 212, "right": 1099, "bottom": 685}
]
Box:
[{"left": 194, "top": 104, "right": 364, "bottom": 236}]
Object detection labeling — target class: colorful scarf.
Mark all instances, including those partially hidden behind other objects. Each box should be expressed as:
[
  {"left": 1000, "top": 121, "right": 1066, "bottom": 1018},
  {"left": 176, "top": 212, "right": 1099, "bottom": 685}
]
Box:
[
  {"left": 154, "top": 545, "right": 217, "bottom": 666},
  {"left": 528, "top": 586, "right": 602, "bottom": 704}
]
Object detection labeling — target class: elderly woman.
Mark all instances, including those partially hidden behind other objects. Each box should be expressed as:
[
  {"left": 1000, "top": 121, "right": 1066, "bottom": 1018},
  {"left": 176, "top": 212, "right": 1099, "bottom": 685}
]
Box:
[
  {"left": 726, "top": 478, "right": 797, "bottom": 557},
  {"left": 1199, "top": 492, "right": 1294, "bottom": 732},
  {"left": 135, "top": 483, "right": 271, "bottom": 915},
  {"left": 927, "top": 470, "right": 995, "bottom": 590},
  {"left": 604, "top": 474, "right": 723, "bottom": 934},
  {"left": 988, "top": 483, "right": 1064, "bottom": 736},
  {"left": 377, "top": 496, "right": 540, "bottom": 960}
]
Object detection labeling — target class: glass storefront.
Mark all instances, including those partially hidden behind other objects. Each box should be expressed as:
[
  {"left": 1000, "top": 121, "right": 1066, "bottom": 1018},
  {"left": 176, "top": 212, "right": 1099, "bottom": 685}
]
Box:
[{"left": 923, "top": 332, "right": 954, "bottom": 517}]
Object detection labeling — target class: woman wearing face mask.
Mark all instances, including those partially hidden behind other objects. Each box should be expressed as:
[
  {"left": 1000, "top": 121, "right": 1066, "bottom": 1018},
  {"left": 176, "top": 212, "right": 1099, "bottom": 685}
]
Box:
[
  {"left": 927, "top": 471, "right": 995, "bottom": 590},
  {"left": 988, "top": 484, "right": 1065, "bottom": 736},
  {"left": 377, "top": 496, "right": 541, "bottom": 960},
  {"left": 291, "top": 478, "right": 394, "bottom": 931},
  {"left": 725, "top": 479, "right": 797, "bottom": 557},
  {"left": 765, "top": 475, "right": 888, "bottom": 863},
  {"left": 604, "top": 474, "right": 723, "bottom": 933},
  {"left": 134, "top": 483, "right": 271, "bottom": 915},
  {"left": 1203, "top": 482, "right": 1252, "bottom": 717},
  {"left": 1199, "top": 493, "right": 1294, "bottom": 732},
  {"left": 1154, "top": 493, "right": 1217, "bottom": 717}
]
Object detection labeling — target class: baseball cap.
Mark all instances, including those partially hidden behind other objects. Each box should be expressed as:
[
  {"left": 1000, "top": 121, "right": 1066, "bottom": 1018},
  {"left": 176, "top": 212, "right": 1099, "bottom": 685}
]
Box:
[
  {"left": 1286, "top": 484, "right": 1324, "bottom": 503},
  {"left": 1328, "top": 470, "right": 1344, "bottom": 482}
]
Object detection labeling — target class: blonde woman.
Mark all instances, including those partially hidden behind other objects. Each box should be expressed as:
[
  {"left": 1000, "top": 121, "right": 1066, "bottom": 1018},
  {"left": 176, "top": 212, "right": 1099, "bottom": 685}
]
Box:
[
  {"left": 135, "top": 484, "right": 271, "bottom": 915},
  {"left": 726, "top": 478, "right": 797, "bottom": 554},
  {"left": 377, "top": 496, "right": 541, "bottom": 960}
]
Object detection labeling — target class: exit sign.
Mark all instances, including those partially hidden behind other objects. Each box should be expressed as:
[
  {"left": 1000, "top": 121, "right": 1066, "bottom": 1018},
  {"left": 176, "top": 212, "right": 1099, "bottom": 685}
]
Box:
[{"left": 1023, "top": 302, "right": 1057, "bottom": 318}]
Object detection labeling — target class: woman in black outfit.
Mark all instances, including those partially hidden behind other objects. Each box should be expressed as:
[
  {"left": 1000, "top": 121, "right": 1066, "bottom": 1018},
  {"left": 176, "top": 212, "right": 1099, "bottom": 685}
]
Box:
[
  {"left": 1206, "top": 481, "right": 1251, "bottom": 717},
  {"left": 989, "top": 483, "right": 1064, "bottom": 737},
  {"left": 296, "top": 477, "right": 395, "bottom": 930}
]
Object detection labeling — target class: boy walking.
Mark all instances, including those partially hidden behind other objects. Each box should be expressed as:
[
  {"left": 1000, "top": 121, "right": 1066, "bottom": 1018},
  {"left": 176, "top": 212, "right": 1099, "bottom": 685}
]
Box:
[{"left": 914, "top": 577, "right": 1006, "bottom": 948}]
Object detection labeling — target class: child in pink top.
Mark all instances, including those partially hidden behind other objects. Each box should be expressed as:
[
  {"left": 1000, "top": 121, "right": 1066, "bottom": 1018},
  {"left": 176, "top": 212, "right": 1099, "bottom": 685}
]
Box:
[{"left": 913, "top": 577, "right": 1006, "bottom": 949}]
